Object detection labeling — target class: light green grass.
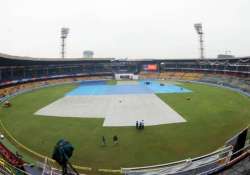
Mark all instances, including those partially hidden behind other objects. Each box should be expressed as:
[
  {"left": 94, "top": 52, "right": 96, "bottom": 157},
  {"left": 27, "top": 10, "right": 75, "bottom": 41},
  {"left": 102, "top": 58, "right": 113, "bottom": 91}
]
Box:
[
  {"left": 106, "top": 80, "right": 117, "bottom": 85},
  {"left": 0, "top": 82, "right": 249, "bottom": 170}
]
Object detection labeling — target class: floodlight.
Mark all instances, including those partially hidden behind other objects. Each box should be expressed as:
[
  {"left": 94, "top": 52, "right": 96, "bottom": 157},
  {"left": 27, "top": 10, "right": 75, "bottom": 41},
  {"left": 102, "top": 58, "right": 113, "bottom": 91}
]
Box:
[
  {"left": 194, "top": 23, "right": 205, "bottom": 59},
  {"left": 60, "top": 27, "right": 70, "bottom": 59},
  {"left": 61, "top": 28, "right": 69, "bottom": 38},
  {"left": 194, "top": 23, "right": 203, "bottom": 34}
]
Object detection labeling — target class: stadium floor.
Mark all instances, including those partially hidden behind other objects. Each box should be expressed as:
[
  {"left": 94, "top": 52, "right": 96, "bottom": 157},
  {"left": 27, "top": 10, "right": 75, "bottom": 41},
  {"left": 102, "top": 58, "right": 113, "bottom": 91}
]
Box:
[
  {"left": 66, "top": 80, "right": 191, "bottom": 96},
  {"left": 1, "top": 81, "right": 250, "bottom": 169},
  {"left": 35, "top": 80, "right": 188, "bottom": 126},
  {"left": 35, "top": 94, "right": 186, "bottom": 126}
]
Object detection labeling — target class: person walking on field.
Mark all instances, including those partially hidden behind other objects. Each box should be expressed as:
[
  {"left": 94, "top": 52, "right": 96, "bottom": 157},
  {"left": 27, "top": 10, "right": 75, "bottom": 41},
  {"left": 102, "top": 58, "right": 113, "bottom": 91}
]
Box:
[
  {"left": 101, "top": 136, "right": 106, "bottom": 146},
  {"left": 113, "top": 135, "right": 118, "bottom": 145}
]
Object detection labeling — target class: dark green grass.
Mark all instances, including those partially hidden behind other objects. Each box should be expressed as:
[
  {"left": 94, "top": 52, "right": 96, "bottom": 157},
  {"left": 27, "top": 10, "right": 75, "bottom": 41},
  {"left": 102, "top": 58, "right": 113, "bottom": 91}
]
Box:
[{"left": 0, "top": 82, "right": 249, "bottom": 169}]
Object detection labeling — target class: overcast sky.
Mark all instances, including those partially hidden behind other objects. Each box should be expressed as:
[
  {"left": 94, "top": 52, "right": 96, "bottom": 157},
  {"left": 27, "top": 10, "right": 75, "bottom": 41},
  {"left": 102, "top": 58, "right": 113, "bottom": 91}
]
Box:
[{"left": 1, "top": 0, "right": 249, "bottom": 59}]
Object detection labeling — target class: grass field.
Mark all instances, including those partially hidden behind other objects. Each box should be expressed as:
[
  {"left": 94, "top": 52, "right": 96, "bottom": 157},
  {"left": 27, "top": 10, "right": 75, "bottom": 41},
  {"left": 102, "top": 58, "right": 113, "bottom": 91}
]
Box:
[{"left": 0, "top": 82, "right": 249, "bottom": 170}]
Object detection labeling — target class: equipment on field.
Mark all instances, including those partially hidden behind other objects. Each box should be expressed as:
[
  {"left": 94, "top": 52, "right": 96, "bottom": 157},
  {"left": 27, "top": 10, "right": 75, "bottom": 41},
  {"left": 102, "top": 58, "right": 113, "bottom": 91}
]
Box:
[
  {"left": 114, "top": 73, "right": 138, "bottom": 80},
  {"left": 52, "top": 139, "right": 78, "bottom": 175},
  {"left": 3, "top": 101, "right": 11, "bottom": 108}
]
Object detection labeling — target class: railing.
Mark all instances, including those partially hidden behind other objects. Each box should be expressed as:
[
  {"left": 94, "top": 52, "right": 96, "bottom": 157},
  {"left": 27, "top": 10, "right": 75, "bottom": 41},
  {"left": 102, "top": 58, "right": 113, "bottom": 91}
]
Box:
[
  {"left": 0, "top": 158, "right": 31, "bottom": 175},
  {"left": 122, "top": 144, "right": 250, "bottom": 175},
  {"left": 121, "top": 146, "right": 233, "bottom": 175},
  {"left": 198, "top": 144, "right": 250, "bottom": 175}
]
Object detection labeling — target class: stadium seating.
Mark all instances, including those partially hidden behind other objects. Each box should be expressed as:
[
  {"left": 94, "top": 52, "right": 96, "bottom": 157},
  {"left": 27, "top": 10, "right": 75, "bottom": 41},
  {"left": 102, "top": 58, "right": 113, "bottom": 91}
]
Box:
[
  {"left": 0, "top": 75, "right": 112, "bottom": 101},
  {"left": 139, "top": 71, "right": 250, "bottom": 93},
  {"left": 0, "top": 53, "right": 250, "bottom": 174}
]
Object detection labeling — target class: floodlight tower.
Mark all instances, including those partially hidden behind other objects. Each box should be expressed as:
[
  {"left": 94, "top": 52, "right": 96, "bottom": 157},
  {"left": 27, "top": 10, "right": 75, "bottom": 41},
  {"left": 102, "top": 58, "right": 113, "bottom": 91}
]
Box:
[
  {"left": 194, "top": 23, "right": 204, "bottom": 59},
  {"left": 61, "top": 27, "right": 69, "bottom": 59}
]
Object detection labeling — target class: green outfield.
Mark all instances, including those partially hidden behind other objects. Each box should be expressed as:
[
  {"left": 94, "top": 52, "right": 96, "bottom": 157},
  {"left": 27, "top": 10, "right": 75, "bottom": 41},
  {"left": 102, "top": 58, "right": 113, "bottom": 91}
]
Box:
[{"left": 0, "top": 82, "right": 249, "bottom": 170}]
